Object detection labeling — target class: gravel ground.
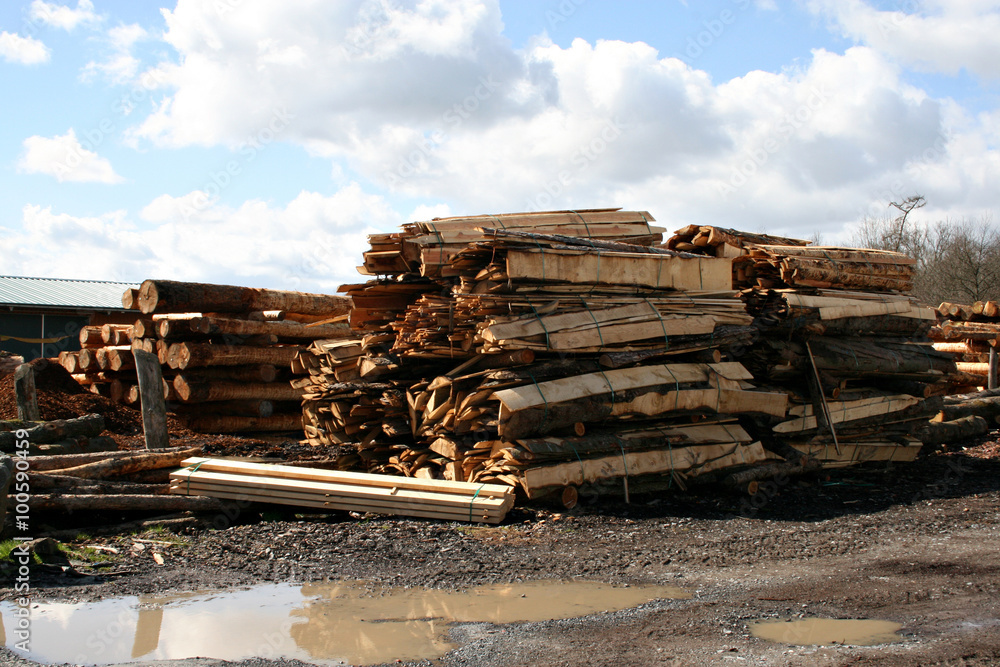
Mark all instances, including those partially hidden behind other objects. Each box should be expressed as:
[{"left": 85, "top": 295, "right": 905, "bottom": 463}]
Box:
[{"left": 2, "top": 437, "right": 999, "bottom": 667}]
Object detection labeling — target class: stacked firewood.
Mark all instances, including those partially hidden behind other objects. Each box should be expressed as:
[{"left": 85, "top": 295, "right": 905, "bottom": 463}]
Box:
[
  {"left": 672, "top": 224, "right": 957, "bottom": 472},
  {"left": 61, "top": 325, "right": 139, "bottom": 404},
  {"left": 295, "top": 210, "right": 794, "bottom": 503},
  {"left": 121, "top": 280, "right": 353, "bottom": 434},
  {"left": 930, "top": 301, "right": 1000, "bottom": 385}
]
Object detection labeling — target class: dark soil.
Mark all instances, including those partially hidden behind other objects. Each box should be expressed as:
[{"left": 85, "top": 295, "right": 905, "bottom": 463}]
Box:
[{"left": 1, "top": 368, "right": 998, "bottom": 666}]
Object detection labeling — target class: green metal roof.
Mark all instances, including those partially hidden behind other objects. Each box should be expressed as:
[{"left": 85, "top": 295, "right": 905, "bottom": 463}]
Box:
[{"left": 0, "top": 276, "right": 137, "bottom": 311}]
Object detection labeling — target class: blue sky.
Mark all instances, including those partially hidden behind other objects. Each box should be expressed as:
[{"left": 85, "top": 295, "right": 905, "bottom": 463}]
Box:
[{"left": 1, "top": 0, "right": 999, "bottom": 291}]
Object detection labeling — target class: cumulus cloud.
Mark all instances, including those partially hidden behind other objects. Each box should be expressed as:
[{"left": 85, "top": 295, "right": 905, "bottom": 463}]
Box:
[
  {"left": 18, "top": 129, "right": 124, "bottom": 184},
  {"left": 1, "top": 185, "right": 400, "bottom": 291},
  {"left": 29, "top": 0, "right": 100, "bottom": 31},
  {"left": 0, "top": 31, "right": 50, "bottom": 64},
  {"left": 808, "top": 0, "right": 1000, "bottom": 79},
  {"left": 117, "top": 0, "right": 998, "bottom": 242}
]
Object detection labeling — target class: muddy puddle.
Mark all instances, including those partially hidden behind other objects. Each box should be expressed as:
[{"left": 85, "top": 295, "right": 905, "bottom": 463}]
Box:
[
  {"left": 0, "top": 579, "right": 688, "bottom": 665},
  {"left": 750, "top": 617, "right": 904, "bottom": 646}
]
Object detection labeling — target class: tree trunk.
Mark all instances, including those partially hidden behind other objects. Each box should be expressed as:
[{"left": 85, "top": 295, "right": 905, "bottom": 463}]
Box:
[
  {"left": 915, "top": 415, "right": 989, "bottom": 445},
  {"left": 933, "top": 395, "right": 1000, "bottom": 424},
  {"left": 137, "top": 279, "right": 352, "bottom": 316},
  {"left": 180, "top": 413, "right": 302, "bottom": 433},
  {"left": 0, "top": 414, "right": 105, "bottom": 450},
  {"left": 29, "top": 494, "right": 227, "bottom": 513},
  {"left": 135, "top": 349, "right": 169, "bottom": 449},
  {"left": 172, "top": 375, "right": 304, "bottom": 402},
  {"left": 167, "top": 342, "right": 299, "bottom": 369},
  {"left": 53, "top": 447, "right": 202, "bottom": 480}
]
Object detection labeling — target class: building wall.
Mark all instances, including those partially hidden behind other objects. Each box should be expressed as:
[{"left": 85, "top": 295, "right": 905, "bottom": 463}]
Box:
[{"left": 0, "top": 309, "right": 137, "bottom": 361}]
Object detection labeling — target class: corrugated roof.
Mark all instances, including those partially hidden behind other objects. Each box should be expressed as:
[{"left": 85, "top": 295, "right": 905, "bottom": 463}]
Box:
[{"left": 0, "top": 276, "right": 138, "bottom": 310}]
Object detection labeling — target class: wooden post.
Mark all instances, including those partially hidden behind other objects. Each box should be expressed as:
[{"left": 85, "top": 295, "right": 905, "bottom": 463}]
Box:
[
  {"left": 989, "top": 347, "right": 998, "bottom": 391},
  {"left": 135, "top": 350, "right": 169, "bottom": 449},
  {"left": 13, "top": 363, "right": 40, "bottom": 421}
]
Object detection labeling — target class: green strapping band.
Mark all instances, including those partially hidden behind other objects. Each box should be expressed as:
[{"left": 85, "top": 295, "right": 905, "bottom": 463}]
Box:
[
  {"left": 644, "top": 298, "right": 669, "bottom": 351},
  {"left": 580, "top": 297, "right": 606, "bottom": 348},
  {"left": 567, "top": 442, "right": 586, "bottom": 479},
  {"left": 598, "top": 369, "right": 617, "bottom": 416},
  {"left": 488, "top": 214, "right": 507, "bottom": 229},
  {"left": 469, "top": 484, "right": 485, "bottom": 522},
  {"left": 529, "top": 302, "right": 552, "bottom": 350},
  {"left": 184, "top": 460, "right": 206, "bottom": 495},
  {"left": 526, "top": 371, "right": 549, "bottom": 425},
  {"left": 569, "top": 210, "right": 592, "bottom": 238},
  {"left": 638, "top": 211, "right": 652, "bottom": 236}
]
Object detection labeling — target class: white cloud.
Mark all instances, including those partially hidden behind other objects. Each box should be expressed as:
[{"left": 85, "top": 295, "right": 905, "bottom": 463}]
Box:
[
  {"left": 0, "top": 31, "right": 50, "bottom": 64},
  {"left": 81, "top": 23, "right": 149, "bottom": 83},
  {"left": 808, "top": 0, "right": 1000, "bottom": 79},
  {"left": 29, "top": 0, "right": 100, "bottom": 31},
  {"left": 18, "top": 129, "right": 125, "bottom": 184},
  {"left": 0, "top": 185, "right": 400, "bottom": 291},
  {"left": 119, "top": 0, "right": 998, "bottom": 243}
]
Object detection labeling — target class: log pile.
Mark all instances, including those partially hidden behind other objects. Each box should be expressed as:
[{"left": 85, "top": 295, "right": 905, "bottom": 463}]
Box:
[
  {"left": 19, "top": 444, "right": 221, "bottom": 513},
  {"left": 119, "top": 280, "right": 354, "bottom": 434},
  {"left": 930, "top": 301, "right": 1000, "bottom": 385},
  {"left": 296, "top": 210, "right": 791, "bottom": 502},
  {"left": 690, "top": 227, "right": 958, "bottom": 472},
  {"left": 0, "top": 414, "right": 116, "bottom": 455},
  {"left": 60, "top": 325, "right": 139, "bottom": 404}
]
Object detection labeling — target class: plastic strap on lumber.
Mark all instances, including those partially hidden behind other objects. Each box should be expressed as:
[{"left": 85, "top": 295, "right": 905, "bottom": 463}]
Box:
[
  {"left": 528, "top": 302, "right": 552, "bottom": 350},
  {"left": 569, "top": 210, "right": 593, "bottom": 239},
  {"left": 589, "top": 249, "right": 603, "bottom": 294},
  {"left": 183, "top": 459, "right": 206, "bottom": 495},
  {"left": 615, "top": 435, "right": 630, "bottom": 503},
  {"left": 487, "top": 214, "right": 507, "bottom": 229},
  {"left": 468, "top": 484, "right": 485, "bottom": 522},
  {"left": 525, "top": 371, "right": 550, "bottom": 424},
  {"left": 638, "top": 211, "right": 652, "bottom": 236},
  {"left": 579, "top": 297, "right": 606, "bottom": 348},
  {"left": 663, "top": 365, "right": 682, "bottom": 411},
  {"left": 429, "top": 227, "right": 446, "bottom": 270},
  {"left": 598, "top": 369, "right": 617, "bottom": 414},
  {"left": 567, "top": 442, "right": 587, "bottom": 479},
  {"left": 643, "top": 298, "right": 669, "bottom": 351},
  {"left": 532, "top": 239, "right": 547, "bottom": 282}
]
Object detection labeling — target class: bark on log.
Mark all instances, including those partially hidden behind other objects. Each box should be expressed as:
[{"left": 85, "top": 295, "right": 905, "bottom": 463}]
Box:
[
  {"left": 172, "top": 376, "right": 304, "bottom": 402},
  {"left": 0, "top": 414, "right": 105, "bottom": 449},
  {"left": 29, "top": 494, "right": 227, "bottom": 513},
  {"left": 28, "top": 446, "right": 196, "bottom": 472},
  {"left": 934, "top": 395, "right": 1000, "bottom": 424},
  {"left": 135, "top": 349, "right": 170, "bottom": 449},
  {"left": 180, "top": 413, "right": 302, "bottom": 433},
  {"left": 0, "top": 454, "right": 13, "bottom": 532},
  {"left": 167, "top": 342, "right": 300, "bottom": 369},
  {"left": 915, "top": 415, "right": 989, "bottom": 445},
  {"left": 53, "top": 447, "right": 202, "bottom": 480},
  {"left": 137, "top": 279, "right": 352, "bottom": 316},
  {"left": 174, "top": 364, "right": 279, "bottom": 383},
  {"left": 191, "top": 316, "right": 353, "bottom": 340},
  {"left": 31, "top": 436, "right": 119, "bottom": 456},
  {"left": 122, "top": 287, "right": 140, "bottom": 310},
  {"left": 168, "top": 399, "right": 280, "bottom": 418},
  {"left": 13, "top": 364, "right": 39, "bottom": 422}
]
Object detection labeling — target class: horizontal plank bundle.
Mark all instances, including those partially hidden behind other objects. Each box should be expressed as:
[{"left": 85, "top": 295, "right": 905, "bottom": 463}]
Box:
[{"left": 169, "top": 457, "right": 515, "bottom": 523}]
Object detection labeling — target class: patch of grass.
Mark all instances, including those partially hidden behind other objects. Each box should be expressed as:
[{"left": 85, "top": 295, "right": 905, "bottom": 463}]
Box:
[
  {"left": 59, "top": 544, "right": 116, "bottom": 563},
  {"left": 0, "top": 540, "right": 42, "bottom": 565}
]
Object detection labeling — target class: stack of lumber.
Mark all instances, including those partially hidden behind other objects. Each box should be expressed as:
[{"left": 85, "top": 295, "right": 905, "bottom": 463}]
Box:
[
  {"left": 930, "top": 301, "right": 1000, "bottom": 384},
  {"left": 170, "top": 456, "right": 515, "bottom": 523},
  {"left": 681, "top": 227, "right": 957, "bottom": 472},
  {"left": 20, "top": 444, "right": 225, "bottom": 513},
  {"left": 120, "top": 280, "right": 353, "bottom": 434},
  {"left": 61, "top": 325, "right": 139, "bottom": 404},
  {"left": 303, "top": 210, "right": 792, "bottom": 502}
]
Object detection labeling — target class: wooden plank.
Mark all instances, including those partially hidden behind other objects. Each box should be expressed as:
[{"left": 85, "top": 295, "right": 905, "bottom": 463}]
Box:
[
  {"left": 493, "top": 362, "right": 754, "bottom": 413},
  {"left": 521, "top": 441, "right": 766, "bottom": 498},
  {"left": 178, "top": 457, "right": 513, "bottom": 499},
  {"left": 774, "top": 395, "right": 921, "bottom": 433},
  {"left": 504, "top": 248, "right": 732, "bottom": 291}
]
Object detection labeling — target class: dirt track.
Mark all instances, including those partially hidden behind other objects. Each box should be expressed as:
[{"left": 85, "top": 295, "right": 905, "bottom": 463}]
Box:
[{"left": 2, "top": 437, "right": 999, "bottom": 666}]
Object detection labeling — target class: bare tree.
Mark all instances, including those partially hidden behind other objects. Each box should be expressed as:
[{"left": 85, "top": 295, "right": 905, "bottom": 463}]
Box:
[{"left": 850, "top": 195, "right": 930, "bottom": 260}]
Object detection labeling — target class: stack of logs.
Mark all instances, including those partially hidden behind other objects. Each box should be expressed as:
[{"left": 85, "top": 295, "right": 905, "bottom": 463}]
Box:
[
  {"left": 296, "top": 209, "right": 796, "bottom": 504},
  {"left": 61, "top": 324, "right": 139, "bottom": 404},
  {"left": 931, "top": 300, "right": 1000, "bottom": 386},
  {"left": 119, "top": 280, "right": 354, "bottom": 434},
  {"left": 675, "top": 225, "right": 963, "bottom": 472}
]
